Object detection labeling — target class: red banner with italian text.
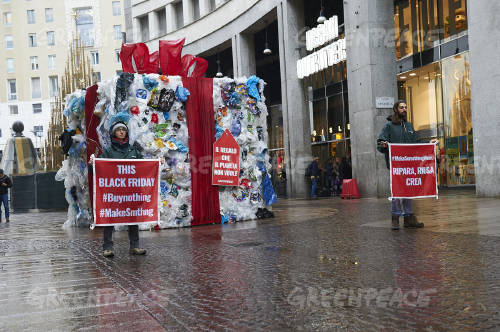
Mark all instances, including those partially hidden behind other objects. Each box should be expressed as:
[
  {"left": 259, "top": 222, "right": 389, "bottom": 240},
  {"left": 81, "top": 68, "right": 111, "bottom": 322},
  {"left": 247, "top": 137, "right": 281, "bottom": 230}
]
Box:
[
  {"left": 212, "top": 129, "right": 240, "bottom": 186},
  {"left": 389, "top": 143, "right": 438, "bottom": 199},
  {"left": 93, "top": 159, "right": 160, "bottom": 226}
]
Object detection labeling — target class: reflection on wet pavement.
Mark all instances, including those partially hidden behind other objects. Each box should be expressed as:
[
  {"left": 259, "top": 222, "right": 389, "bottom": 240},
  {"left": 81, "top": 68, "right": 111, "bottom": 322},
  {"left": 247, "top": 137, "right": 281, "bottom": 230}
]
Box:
[{"left": 0, "top": 189, "right": 499, "bottom": 330}]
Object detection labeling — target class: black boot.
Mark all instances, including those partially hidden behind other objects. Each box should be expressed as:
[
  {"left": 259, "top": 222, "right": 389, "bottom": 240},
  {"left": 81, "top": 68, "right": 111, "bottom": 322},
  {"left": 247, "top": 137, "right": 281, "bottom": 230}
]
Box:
[
  {"left": 391, "top": 215, "right": 400, "bottom": 230},
  {"left": 404, "top": 215, "right": 424, "bottom": 228}
]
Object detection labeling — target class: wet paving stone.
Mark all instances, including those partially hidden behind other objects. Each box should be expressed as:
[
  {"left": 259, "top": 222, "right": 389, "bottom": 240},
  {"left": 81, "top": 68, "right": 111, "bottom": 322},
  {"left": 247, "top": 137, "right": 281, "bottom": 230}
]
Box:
[{"left": 0, "top": 189, "right": 499, "bottom": 331}]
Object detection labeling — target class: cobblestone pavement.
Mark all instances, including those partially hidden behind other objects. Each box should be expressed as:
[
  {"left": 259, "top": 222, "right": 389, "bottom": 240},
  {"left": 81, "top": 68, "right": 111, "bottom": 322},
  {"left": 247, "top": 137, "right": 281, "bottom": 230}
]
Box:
[{"left": 0, "top": 189, "right": 499, "bottom": 331}]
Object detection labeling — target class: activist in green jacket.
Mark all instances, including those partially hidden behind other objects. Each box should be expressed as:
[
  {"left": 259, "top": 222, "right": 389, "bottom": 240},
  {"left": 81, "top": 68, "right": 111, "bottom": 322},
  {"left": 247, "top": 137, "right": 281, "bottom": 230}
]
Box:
[
  {"left": 100, "top": 124, "right": 142, "bottom": 160},
  {"left": 96, "top": 121, "right": 146, "bottom": 258},
  {"left": 376, "top": 100, "right": 424, "bottom": 230},
  {"left": 377, "top": 115, "right": 418, "bottom": 170}
]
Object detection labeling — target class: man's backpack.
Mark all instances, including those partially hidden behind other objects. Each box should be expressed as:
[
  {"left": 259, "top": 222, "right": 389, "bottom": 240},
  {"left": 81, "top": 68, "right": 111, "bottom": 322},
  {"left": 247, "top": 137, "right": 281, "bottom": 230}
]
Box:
[{"left": 305, "top": 163, "right": 312, "bottom": 177}]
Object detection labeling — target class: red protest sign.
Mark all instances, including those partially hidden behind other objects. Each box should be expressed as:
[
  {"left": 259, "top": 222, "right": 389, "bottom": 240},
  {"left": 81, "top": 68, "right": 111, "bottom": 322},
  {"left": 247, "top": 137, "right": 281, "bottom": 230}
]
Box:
[
  {"left": 212, "top": 129, "right": 240, "bottom": 186},
  {"left": 389, "top": 143, "right": 438, "bottom": 199},
  {"left": 93, "top": 159, "right": 160, "bottom": 226}
]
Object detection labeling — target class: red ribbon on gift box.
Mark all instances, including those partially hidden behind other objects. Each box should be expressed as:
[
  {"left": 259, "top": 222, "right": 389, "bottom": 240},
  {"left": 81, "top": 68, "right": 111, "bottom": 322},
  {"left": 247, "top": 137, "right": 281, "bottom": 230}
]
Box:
[{"left": 119, "top": 38, "right": 208, "bottom": 77}]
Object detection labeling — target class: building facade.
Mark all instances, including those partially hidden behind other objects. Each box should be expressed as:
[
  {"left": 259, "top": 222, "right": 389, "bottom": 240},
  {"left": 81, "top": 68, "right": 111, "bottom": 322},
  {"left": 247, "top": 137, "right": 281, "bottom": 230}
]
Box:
[
  {"left": 0, "top": 0, "right": 125, "bottom": 159},
  {"left": 127, "top": 0, "right": 500, "bottom": 197}
]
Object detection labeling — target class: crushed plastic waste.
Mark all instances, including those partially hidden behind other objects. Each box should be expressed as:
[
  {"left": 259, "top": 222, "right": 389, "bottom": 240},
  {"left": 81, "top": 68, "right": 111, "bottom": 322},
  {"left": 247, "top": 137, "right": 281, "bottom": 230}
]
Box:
[{"left": 57, "top": 74, "right": 276, "bottom": 229}]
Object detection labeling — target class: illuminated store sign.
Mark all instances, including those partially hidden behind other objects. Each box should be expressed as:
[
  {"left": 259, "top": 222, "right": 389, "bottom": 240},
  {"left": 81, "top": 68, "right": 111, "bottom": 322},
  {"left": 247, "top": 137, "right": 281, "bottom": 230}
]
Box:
[
  {"left": 306, "top": 16, "right": 339, "bottom": 51},
  {"left": 298, "top": 16, "right": 346, "bottom": 79}
]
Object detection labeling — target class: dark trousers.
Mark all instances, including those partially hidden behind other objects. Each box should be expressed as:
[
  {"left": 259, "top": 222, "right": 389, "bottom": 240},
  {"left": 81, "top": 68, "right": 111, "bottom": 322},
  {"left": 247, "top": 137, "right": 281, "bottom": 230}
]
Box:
[
  {"left": 103, "top": 225, "right": 139, "bottom": 250},
  {"left": 0, "top": 194, "right": 9, "bottom": 219},
  {"left": 310, "top": 177, "right": 317, "bottom": 198}
]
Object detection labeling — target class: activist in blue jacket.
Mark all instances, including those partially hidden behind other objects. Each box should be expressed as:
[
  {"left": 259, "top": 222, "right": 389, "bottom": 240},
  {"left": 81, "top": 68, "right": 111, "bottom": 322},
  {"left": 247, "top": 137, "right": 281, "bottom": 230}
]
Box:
[
  {"left": 377, "top": 100, "right": 424, "bottom": 230},
  {"left": 94, "top": 121, "right": 147, "bottom": 257}
]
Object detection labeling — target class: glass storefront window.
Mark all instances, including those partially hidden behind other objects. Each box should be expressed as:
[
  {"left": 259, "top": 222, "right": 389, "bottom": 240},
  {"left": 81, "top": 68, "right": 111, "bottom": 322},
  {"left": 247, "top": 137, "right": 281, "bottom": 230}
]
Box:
[
  {"left": 344, "top": 93, "right": 350, "bottom": 138},
  {"left": 312, "top": 141, "right": 350, "bottom": 164},
  {"left": 441, "top": 52, "right": 473, "bottom": 185},
  {"left": 397, "top": 51, "right": 472, "bottom": 186},
  {"left": 266, "top": 104, "right": 287, "bottom": 197},
  {"left": 442, "top": 0, "right": 467, "bottom": 39},
  {"left": 398, "top": 62, "right": 443, "bottom": 140},
  {"left": 327, "top": 94, "right": 344, "bottom": 141},
  {"left": 311, "top": 92, "right": 349, "bottom": 143},
  {"left": 304, "top": 61, "right": 347, "bottom": 91},
  {"left": 267, "top": 105, "right": 284, "bottom": 150},
  {"left": 312, "top": 99, "right": 327, "bottom": 142},
  {"left": 394, "top": 0, "right": 468, "bottom": 59},
  {"left": 269, "top": 149, "right": 287, "bottom": 197}
]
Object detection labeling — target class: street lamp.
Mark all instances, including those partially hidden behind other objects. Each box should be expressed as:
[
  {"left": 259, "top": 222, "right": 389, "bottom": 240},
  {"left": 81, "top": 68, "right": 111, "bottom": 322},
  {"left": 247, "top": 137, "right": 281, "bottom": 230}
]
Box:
[
  {"left": 263, "top": 23, "right": 272, "bottom": 55},
  {"left": 215, "top": 56, "right": 223, "bottom": 78},
  {"left": 317, "top": 0, "right": 326, "bottom": 24}
]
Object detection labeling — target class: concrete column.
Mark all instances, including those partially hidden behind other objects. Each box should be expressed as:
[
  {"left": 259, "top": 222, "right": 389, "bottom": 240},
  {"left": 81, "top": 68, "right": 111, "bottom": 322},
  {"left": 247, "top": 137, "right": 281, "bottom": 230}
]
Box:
[
  {"left": 199, "top": 0, "right": 211, "bottom": 16},
  {"left": 344, "top": 0, "right": 397, "bottom": 197},
  {"left": 124, "top": 0, "right": 133, "bottom": 43},
  {"left": 232, "top": 33, "right": 256, "bottom": 78},
  {"left": 148, "top": 11, "right": 158, "bottom": 40},
  {"left": 468, "top": 0, "right": 500, "bottom": 196},
  {"left": 182, "top": 0, "right": 194, "bottom": 25},
  {"left": 277, "top": 1, "right": 311, "bottom": 198},
  {"left": 165, "top": 4, "right": 175, "bottom": 33},
  {"left": 132, "top": 17, "right": 141, "bottom": 43}
]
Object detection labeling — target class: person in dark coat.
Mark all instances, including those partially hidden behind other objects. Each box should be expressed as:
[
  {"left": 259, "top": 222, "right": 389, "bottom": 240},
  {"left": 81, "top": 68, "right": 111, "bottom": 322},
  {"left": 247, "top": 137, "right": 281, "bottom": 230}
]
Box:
[
  {"left": 310, "top": 157, "right": 321, "bottom": 198},
  {"left": 324, "top": 158, "right": 336, "bottom": 196},
  {"left": 338, "top": 154, "right": 352, "bottom": 181},
  {"left": 377, "top": 100, "right": 424, "bottom": 230},
  {"left": 0, "top": 169, "right": 13, "bottom": 223},
  {"left": 90, "top": 121, "right": 146, "bottom": 257}
]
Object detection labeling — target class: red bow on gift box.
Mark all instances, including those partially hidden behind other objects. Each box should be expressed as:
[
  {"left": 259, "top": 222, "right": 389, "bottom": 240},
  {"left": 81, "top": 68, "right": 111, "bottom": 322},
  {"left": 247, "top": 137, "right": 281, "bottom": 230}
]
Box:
[{"left": 119, "top": 38, "right": 208, "bottom": 77}]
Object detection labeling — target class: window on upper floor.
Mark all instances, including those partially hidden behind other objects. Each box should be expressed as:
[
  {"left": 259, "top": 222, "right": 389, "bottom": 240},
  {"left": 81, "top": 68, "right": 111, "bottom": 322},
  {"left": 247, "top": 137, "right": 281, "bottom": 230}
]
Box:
[
  {"left": 3, "top": 12, "right": 12, "bottom": 26},
  {"left": 30, "top": 56, "right": 39, "bottom": 70},
  {"left": 5, "top": 35, "right": 13, "bottom": 49},
  {"left": 114, "top": 25, "right": 122, "bottom": 40},
  {"left": 48, "top": 54, "right": 56, "bottom": 69},
  {"left": 9, "top": 105, "right": 18, "bottom": 115},
  {"left": 112, "top": 1, "right": 121, "bottom": 16},
  {"left": 7, "top": 79, "right": 17, "bottom": 101},
  {"left": 174, "top": 1, "right": 184, "bottom": 29},
  {"left": 49, "top": 76, "right": 59, "bottom": 97},
  {"left": 33, "top": 125, "right": 43, "bottom": 134},
  {"left": 47, "top": 31, "right": 55, "bottom": 46},
  {"left": 31, "top": 77, "right": 41, "bottom": 99},
  {"left": 139, "top": 16, "right": 149, "bottom": 41},
  {"left": 156, "top": 9, "right": 166, "bottom": 36},
  {"left": 193, "top": 0, "right": 200, "bottom": 20},
  {"left": 27, "top": 10, "right": 35, "bottom": 24},
  {"left": 209, "top": 0, "right": 216, "bottom": 12},
  {"left": 90, "top": 51, "right": 99, "bottom": 65},
  {"left": 6, "top": 58, "right": 14, "bottom": 73},
  {"left": 45, "top": 8, "right": 54, "bottom": 23},
  {"left": 76, "top": 8, "right": 94, "bottom": 47},
  {"left": 92, "top": 72, "right": 101, "bottom": 84},
  {"left": 29, "top": 33, "right": 37, "bottom": 47},
  {"left": 32, "top": 103, "right": 42, "bottom": 114}
]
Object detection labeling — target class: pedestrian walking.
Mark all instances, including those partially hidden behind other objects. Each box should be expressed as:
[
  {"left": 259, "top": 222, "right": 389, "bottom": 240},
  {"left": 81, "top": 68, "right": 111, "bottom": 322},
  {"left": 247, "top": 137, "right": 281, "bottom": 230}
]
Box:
[
  {"left": 308, "top": 157, "right": 321, "bottom": 198},
  {"left": 324, "top": 158, "right": 336, "bottom": 196},
  {"left": 90, "top": 121, "right": 147, "bottom": 257},
  {"left": 377, "top": 100, "right": 424, "bottom": 230},
  {"left": 0, "top": 169, "right": 12, "bottom": 223}
]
